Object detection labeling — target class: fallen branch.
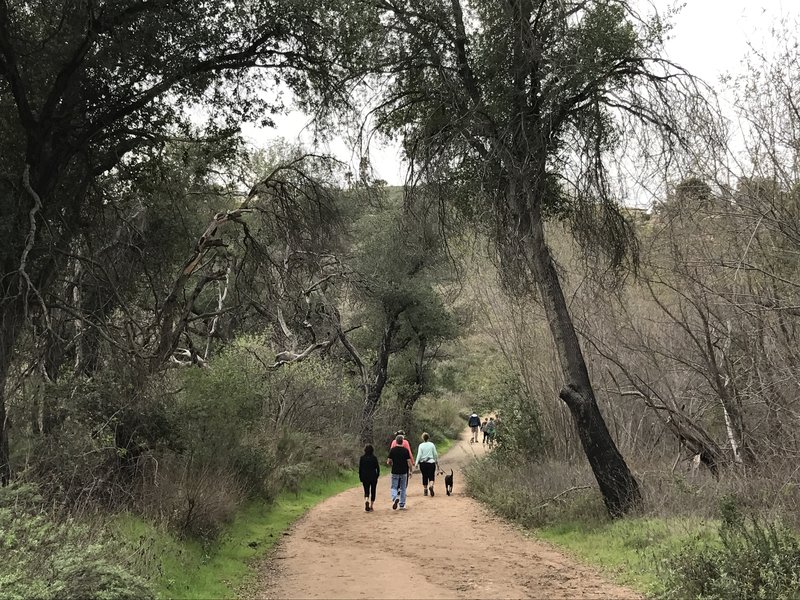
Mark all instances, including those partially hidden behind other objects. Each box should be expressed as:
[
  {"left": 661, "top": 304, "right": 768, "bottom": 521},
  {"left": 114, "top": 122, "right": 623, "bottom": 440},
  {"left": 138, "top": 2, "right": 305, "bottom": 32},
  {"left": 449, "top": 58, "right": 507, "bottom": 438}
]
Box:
[{"left": 532, "top": 486, "right": 592, "bottom": 512}]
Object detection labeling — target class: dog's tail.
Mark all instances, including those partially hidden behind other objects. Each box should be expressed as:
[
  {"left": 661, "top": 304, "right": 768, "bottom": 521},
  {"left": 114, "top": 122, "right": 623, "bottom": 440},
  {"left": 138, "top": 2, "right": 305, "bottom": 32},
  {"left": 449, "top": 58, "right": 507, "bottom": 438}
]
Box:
[{"left": 450, "top": 469, "right": 453, "bottom": 477}]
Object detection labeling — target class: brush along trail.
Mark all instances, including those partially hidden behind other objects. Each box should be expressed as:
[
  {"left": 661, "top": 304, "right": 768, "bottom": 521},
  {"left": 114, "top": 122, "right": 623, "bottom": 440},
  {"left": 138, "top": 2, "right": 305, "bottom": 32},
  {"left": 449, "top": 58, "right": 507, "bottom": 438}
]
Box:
[{"left": 257, "top": 429, "right": 640, "bottom": 599}]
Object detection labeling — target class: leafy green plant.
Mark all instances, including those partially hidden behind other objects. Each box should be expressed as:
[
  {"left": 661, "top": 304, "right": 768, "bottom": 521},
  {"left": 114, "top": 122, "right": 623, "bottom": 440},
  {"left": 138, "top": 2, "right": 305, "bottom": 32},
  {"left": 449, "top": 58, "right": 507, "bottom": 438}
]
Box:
[
  {"left": 471, "top": 367, "right": 547, "bottom": 461},
  {"left": 660, "top": 497, "right": 800, "bottom": 599},
  {"left": 0, "top": 483, "right": 154, "bottom": 600}
]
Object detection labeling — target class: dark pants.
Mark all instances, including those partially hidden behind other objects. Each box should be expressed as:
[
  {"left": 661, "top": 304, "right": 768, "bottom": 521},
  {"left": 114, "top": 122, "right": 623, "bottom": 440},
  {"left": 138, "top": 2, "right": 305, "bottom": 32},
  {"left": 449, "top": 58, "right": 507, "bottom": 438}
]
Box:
[
  {"left": 362, "top": 480, "right": 377, "bottom": 502},
  {"left": 419, "top": 462, "right": 436, "bottom": 486},
  {"left": 483, "top": 431, "right": 489, "bottom": 443}
]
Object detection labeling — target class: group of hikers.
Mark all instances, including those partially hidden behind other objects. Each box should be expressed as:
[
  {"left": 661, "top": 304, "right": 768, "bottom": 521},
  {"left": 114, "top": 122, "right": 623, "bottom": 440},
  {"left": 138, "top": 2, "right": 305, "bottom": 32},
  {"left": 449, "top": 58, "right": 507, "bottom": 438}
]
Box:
[
  {"left": 358, "top": 412, "right": 499, "bottom": 512},
  {"left": 468, "top": 412, "right": 498, "bottom": 446},
  {"left": 358, "top": 430, "right": 438, "bottom": 512}
]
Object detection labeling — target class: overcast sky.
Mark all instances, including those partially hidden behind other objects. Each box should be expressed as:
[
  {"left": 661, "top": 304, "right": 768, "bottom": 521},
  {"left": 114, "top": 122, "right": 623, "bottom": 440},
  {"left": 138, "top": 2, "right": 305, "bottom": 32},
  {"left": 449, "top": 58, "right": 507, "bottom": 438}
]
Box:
[{"left": 243, "top": 1, "right": 800, "bottom": 186}]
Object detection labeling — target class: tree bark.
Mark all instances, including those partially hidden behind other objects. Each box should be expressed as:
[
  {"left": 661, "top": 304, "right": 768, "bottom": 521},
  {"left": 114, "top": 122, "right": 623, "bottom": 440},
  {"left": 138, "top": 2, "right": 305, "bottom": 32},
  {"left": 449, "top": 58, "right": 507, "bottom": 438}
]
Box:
[
  {"left": 359, "top": 390, "right": 379, "bottom": 445},
  {"left": 401, "top": 335, "right": 426, "bottom": 433},
  {"left": 0, "top": 296, "right": 25, "bottom": 486},
  {"left": 358, "top": 313, "right": 401, "bottom": 444},
  {"left": 525, "top": 209, "right": 641, "bottom": 517}
]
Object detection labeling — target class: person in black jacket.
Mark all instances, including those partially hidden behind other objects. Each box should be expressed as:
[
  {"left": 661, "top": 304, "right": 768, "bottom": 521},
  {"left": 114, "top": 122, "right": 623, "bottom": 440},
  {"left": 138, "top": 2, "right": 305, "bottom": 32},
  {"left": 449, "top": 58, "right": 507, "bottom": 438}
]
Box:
[
  {"left": 359, "top": 444, "right": 380, "bottom": 512},
  {"left": 468, "top": 413, "right": 481, "bottom": 443}
]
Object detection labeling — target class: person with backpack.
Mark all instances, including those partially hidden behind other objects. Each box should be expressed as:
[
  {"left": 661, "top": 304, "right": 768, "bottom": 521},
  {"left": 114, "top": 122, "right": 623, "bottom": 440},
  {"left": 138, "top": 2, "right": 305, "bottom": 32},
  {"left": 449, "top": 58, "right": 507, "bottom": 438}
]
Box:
[
  {"left": 468, "top": 413, "right": 481, "bottom": 443},
  {"left": 485, "top": 417, "right": 497, "bottom": 448},
  {"left": 387, "top": 434, "right": 414, "bottom": 510},
  {"left": 358, "top": 444, "right": 380, "bottom": 512}
]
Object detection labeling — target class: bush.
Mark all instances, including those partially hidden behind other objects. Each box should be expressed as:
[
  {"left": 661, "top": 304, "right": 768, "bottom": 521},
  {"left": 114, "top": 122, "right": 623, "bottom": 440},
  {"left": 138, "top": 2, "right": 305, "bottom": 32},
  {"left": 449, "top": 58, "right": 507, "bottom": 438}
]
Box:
[
  {"left": 0, "top": 482, "right": 155, "bottom": 600},
  {"left": 660, "top": 498, "right": 800, "bottom": 599},
  {"left": 413, "top": 392, "right": 466, "bottom": 441},
  {"left": 467, "top": 365, "right": 548, "bottom": 461},
  {"left": 136, "top": 455, "right": 246, "bottom": 539},
  {"left": 20, "top": 368, "right": 175, "bottom": 506}
]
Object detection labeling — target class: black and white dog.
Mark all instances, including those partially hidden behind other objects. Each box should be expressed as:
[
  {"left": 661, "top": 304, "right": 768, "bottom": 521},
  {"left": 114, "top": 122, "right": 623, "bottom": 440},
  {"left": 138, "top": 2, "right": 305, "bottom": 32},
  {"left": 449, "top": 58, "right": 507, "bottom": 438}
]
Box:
[{"left": 444, "top": 469, "right": 454, "bottom": 496}]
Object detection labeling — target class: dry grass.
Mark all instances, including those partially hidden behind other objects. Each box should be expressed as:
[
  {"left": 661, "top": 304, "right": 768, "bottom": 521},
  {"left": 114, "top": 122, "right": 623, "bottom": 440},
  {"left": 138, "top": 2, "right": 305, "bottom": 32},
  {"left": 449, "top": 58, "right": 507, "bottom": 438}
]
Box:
[{"left": 466, "top": 454, "right": 800, "bottom": 529}]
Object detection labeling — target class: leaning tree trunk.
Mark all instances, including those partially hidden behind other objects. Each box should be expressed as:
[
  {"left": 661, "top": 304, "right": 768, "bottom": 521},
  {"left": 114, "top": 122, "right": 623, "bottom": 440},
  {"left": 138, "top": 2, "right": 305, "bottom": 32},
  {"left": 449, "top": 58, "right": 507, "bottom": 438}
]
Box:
[{"left": 525, "top": 210, "right": 641, "bottom": 517}]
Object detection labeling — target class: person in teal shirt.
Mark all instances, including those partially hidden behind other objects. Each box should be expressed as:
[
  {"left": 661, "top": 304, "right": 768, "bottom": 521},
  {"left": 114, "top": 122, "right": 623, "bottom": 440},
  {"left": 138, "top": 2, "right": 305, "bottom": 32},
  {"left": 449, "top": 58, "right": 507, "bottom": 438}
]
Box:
[{"left": 415, "top": 432, "right": 440, "bottom": 497}]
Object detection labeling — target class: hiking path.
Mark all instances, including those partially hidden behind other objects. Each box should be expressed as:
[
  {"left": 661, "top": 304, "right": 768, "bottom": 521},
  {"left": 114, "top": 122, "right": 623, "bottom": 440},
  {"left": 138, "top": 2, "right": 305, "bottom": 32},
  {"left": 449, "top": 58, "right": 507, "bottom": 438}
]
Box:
[{"left": 257, "top": 428, "right": 639, "bottom": 599}]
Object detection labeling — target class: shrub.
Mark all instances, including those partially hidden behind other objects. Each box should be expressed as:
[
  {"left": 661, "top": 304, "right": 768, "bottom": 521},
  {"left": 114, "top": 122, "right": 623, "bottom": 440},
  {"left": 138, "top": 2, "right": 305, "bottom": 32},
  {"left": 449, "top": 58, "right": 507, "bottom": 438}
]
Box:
[
  {"left": 660, "top": 498, "right": 800, "bottom": 599},
  {"left": 21, "top": 369, "right": 174, "bottom": 506},
  {"left": 137, "top": 455, "right": 246, "bottom": 539},
  {"left": 0, "top": 482, "right": 155, "bottom": 600},
  {"left": 476, "top": 369, "right": 548, "bottom": 461},
  {"left": 464, "top": 454, "right": 606, "bottom": 527},
  {"left": 413, "top": 393, "right": 466, "bottom": 441}
]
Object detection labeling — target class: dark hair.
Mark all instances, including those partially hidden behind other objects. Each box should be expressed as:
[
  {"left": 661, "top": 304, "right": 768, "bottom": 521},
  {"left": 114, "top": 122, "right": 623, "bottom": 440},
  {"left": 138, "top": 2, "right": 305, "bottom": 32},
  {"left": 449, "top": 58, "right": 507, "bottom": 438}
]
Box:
[{"left": 364, "top": 444, "right": 374, "bottom": 455}]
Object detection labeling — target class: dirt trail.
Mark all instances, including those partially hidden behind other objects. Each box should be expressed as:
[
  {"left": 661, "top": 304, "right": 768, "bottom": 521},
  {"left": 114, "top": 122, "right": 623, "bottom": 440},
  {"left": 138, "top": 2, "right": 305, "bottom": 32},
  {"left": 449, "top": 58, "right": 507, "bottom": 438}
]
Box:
[{"left": 257, "top": 429, "right": 640, "bottom": 599}]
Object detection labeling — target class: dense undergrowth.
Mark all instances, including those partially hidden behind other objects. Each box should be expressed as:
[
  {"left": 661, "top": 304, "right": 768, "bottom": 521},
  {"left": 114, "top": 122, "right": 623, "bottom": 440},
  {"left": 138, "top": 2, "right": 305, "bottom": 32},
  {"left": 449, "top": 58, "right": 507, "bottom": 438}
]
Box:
[{"left": 0, "top": 483, "right": 155, "bottom": 600}]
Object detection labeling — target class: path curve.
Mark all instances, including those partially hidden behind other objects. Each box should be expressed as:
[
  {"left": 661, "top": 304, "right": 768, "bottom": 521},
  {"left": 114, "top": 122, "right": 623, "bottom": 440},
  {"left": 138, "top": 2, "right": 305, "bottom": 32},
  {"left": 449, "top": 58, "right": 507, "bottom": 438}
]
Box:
[{"left": 257, "top": 429, "right": 639, "bottom": 599}]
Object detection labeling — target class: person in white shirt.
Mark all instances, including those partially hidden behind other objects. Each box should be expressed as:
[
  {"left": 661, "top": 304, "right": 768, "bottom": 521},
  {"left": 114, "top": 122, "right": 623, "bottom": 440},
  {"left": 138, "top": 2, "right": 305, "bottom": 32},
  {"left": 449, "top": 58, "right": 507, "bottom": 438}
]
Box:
[{"left": 415, "top": 432, "right": 440, "bottom": 497}]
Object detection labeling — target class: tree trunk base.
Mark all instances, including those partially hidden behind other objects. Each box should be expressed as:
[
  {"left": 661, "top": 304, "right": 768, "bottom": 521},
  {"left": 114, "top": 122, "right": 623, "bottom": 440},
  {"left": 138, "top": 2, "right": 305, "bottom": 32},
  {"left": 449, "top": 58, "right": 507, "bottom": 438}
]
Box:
[{"left": 560, "top": 384, "right": 641, "bottom": 518}]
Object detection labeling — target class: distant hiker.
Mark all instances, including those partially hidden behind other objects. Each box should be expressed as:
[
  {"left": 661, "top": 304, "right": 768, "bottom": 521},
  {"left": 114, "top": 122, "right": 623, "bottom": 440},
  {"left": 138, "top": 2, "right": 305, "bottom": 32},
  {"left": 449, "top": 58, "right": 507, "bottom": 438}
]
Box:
[
  {"left": 468, "top": 413, "right": 481, "bottom": 443},
  {"left": 415, "top": 432, "right": 440, "bottom": 497},
  {"left": 390, "top": 429, "right": 415, "bottom": 463},
  {"left": 485, "top": 417, "right": 497, "bottom": 448},
  {"left": 387, "top": 434, "right": 414, "bottom": 510},
  {"left": 481, "top": 417, "right": 489, "bottom": 444},
  {"left": 359, "top": 444, "right": 380, "bottom": 512}
]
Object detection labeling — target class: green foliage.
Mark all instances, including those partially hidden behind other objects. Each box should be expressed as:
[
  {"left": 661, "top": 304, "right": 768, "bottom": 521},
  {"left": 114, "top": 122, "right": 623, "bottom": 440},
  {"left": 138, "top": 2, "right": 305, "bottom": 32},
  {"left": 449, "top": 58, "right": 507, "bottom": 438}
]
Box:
[
  {"left": 21, "top": 367, "right": 174, "bottom": 501},
  {"left": 0, "top": 483, "right": 154, "bottom": 600},
  {"left": 410, "top": 393, "right": 467, "bottom": 442},
  {"left": 659, "top": 499, "right": 800, "bottom": 600},
  {"left": 120, "top": 337, "right": 360, "bottom": 539},
  {"left": 472, "top": 366, "right": 547, "bottom": 461},
  {"left": 174, "top": 336, "right": 358, "bottom": 497}
]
